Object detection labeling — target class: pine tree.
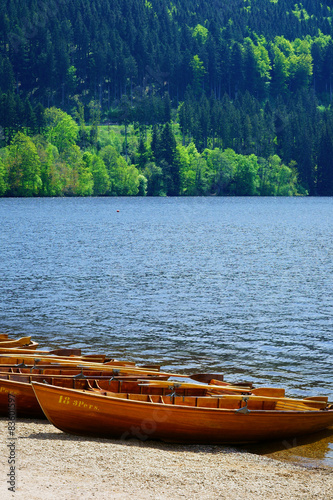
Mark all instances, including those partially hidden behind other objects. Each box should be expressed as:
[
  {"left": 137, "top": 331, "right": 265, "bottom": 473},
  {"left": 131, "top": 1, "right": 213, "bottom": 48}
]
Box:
[
  {"left": 317, "top": 115, "right": 333, "bottom": 195},
  {"left": 160, "top": 122, "right": 180, "bottom": 195}
]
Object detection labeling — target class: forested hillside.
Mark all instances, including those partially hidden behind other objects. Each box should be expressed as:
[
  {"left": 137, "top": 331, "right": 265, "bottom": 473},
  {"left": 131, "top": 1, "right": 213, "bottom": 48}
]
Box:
[{"left": 1, "top": 0, "right": 333, "bottom": 196}]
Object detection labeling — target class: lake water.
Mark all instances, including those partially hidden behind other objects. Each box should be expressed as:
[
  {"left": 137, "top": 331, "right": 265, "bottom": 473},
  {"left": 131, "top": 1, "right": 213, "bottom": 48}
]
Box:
[{"left": 0, "top": 197, "right": 332, "bottom": 467}]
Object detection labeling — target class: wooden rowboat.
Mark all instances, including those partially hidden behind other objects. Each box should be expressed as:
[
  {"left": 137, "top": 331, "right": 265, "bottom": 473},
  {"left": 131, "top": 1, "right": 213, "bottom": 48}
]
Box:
[
  {"left": 31, "top": 382, "right": 333, "bottom": 444},
  {"left": 0, "top": 369, "right": 255, "bottom": 418},
  {"left": 0, "top": 371, "right": 280, "bottom": 419}
]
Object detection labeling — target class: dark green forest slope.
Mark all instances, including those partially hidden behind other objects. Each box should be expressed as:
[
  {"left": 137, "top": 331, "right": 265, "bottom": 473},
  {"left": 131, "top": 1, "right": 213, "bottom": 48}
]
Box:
[{"left": 1, "top": 0, "right": 333, "bottom": 196}]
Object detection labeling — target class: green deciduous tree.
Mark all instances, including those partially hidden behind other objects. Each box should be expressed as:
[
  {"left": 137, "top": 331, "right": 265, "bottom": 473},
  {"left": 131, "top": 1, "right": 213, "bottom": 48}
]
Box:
[
  {"left": 232, "top": 154, "right": 259, "bottom": 195},
  {"left": 203, "top": 147, "right": 238, "bottom": 195},
  {"left": 0, "top": 155, "right": 7, "bottom": 194},
  {"left": 83, "top": 152, "right": 110, "bottom": 195},
  {"left": 100, "top": 144, "right": 140, "bottom": 195},
  {"left": 44, "top": 107, "right": 79, "bottom": 154},
  {"left": 32, "top": 135, "right": 64, "bottom": 196},
  {"left": 143, "top": 162, "right": 165, "bottom": 196},
  {"left": 60, "top": 144, "right": 93, "bottom": 196},
  {"left": 271, "top": 46, "right": 289, "bottom": 97},
  {"left": 258, "top": 155, "right": 299, "bottom": 195},
  {"left": 192, "top": 24, "right": 209, "bottom": 46},
  {"left": 5, "top": 132, "right": 42, "bottom": 196}
]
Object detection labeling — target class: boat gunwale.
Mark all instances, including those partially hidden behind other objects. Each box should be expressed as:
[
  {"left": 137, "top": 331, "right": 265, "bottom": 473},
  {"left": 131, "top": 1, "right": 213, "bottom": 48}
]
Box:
[{"left": 30, "top": 381, "right": 333, "bottom": 416}]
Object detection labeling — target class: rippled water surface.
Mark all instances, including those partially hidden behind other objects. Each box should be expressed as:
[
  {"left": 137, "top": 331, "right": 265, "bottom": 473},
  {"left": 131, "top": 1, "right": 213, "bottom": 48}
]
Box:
[{"left": 0, "top": 197, "right": 332, "bottom": 465}]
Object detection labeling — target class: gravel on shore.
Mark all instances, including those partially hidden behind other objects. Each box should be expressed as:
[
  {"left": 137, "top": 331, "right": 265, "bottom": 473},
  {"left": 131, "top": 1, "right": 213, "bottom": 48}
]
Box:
[{"left": 1, "top": 418, "right": 332, "bottom": 500}]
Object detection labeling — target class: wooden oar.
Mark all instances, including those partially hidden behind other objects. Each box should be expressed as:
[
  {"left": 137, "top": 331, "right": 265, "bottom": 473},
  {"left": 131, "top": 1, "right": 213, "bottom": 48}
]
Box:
[
  {"left": 213, "top": 394, "right": 326, "bottom": 408},
  {"left": 138, "top": 379, "right": 326, "bottom": 407},
  {"left": 0, "top": 352, "right": 108, "bottom": 363},
  {"left": 304, "top": 396, "right": 328, "bottom": 403},
  {"left": 0, "top": 353, "right": 109, "bottom": 363},
  {"left": 0, "top": 347, "right": 83, "bottom": 356},
  {"left": 209, "top": 386, "right": 286, "bottom": 397},
  {"left": 208, "top": 378, "right": 285, "bottom": 397},
  {"left": 138, "top": 379, "right": 252, "bottom": 394},
  {"left": 250, "top": 387, "right": 285, "bottom": 397},
  {"left": 274, "top": 400, "right": 319, "bottom": 411},
  {"left": 0, "top": 354, "right": 187, "bottom": 377}
]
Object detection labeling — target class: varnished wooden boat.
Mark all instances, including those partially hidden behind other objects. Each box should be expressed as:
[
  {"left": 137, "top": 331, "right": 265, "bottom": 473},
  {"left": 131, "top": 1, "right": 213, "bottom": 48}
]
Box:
[
  {"left": 31, "top": 382, "right": 333, "bottom": 444},
  {"left": 0, "top": 371, "right": 275, "bottom": 419}
]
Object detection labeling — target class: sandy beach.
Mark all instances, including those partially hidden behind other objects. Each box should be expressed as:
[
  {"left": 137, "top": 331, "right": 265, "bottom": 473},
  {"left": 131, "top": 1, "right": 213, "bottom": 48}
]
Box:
[{"left": 1, "top": 418, "right": 332, "bottom": 500}]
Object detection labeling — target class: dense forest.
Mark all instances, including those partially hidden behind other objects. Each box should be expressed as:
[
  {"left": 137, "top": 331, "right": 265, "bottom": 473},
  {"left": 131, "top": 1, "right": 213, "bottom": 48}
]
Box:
[{"left": 1, "top": 0, "right": 333, "bottom": 196}]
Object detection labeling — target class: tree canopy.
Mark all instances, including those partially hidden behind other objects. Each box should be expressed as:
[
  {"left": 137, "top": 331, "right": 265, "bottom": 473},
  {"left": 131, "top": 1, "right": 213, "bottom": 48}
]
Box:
[{"left": 1, "top": 0, "right": 333, "bottom": 196}]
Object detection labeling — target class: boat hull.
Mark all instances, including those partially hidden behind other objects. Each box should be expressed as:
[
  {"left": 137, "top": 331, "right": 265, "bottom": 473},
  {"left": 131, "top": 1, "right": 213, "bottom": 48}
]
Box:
[
  {"left": 0, "top": 378, "right": 45, "bottom": 418},
  {"left": 32, "top": 382, "right": 333, "bottom": 444}
]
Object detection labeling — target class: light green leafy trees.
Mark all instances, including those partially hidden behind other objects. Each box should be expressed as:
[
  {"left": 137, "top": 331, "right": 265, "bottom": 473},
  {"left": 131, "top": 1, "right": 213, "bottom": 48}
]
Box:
[
  {"left": 258, "top": 155, "right": 299, "bottom": 195},
  {"left": 178, "top": 143, "right": 194, "bottom": 195},
  {"left": 5, "top": 132, "right": 42, "bottom": 196},
  {"left": 178, "top": 142, "right": 209, "bottom": 195},
  {"left": 243, "top": 36, "right": 271, "bottom": 97},
  {"left": 44, "top": 107, "right": 79, "bottom": 153},
  {"left": 43, "top": 108, "right": 94, "bottom": 196},
  {"left": 232, "top": 154, "right": 260, "bottom": 195},
  {"left": 137, "top": 174, "right": 148, "bottom": 196},
  {"left": 271, "top": 36, "right": 313, "bottom": 93},
  {"left": 289, "top": 38, "right": 313, "bottom": 90},
  {"left": 100, "top": 145, "right": 141, "bottom": 195},
  {"left": 271, "top": 46, "right": 289, "bottom": 96},
  {"left": 192, "top": 24, "right": 209, "bottom": 45},
  {"left": 62, "top": 145, "right": 93, "bottom": 196},
  {"left": 143, "top": 162, "right": 165, "bottom": 196},
  {"left": 32, "top": 135, "right": 64, "bottom": 196},
  {"left": 0, "top": 155, "right": 7, "bottom": 195},
  {"left": 82, "top": 152, "right": 110, "bottom": 196},
  {"left": 203, "top": 148, "right": 238, "bottom": 195}
]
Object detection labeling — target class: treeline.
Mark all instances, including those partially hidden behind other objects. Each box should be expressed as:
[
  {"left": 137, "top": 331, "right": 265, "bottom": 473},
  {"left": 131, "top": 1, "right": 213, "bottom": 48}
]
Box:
[
  {"left": 3, "top": 87, "right": 333, "bottom": 195},
  {"left": 0, "top": 104, "right": 304, "bottom": 197},
  {"left": 177, "top": 89, "right": 333, "bottom": 195}
]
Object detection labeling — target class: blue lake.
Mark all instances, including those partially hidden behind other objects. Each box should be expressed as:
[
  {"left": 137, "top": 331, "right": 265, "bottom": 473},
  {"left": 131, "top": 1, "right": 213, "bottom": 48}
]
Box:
[{"left": 0, "top": 196, "right": 332, "bottom": 467}]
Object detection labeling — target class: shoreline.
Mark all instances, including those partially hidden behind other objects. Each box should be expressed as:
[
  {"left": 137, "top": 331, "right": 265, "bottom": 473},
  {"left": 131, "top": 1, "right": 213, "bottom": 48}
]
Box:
[{"left": 1, "top": 419, "right": 332, "bottom": 499}]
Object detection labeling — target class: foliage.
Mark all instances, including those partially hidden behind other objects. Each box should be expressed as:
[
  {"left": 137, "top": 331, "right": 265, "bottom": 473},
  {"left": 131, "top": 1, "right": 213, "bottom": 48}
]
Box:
[
  {"left": 44, "top": 108, "right": 79, "bottom": 153},
  {"left": 1, "top": 0, "right": 333, "bottom": 195},
  {"left": 3, "top": 132, "right": 42, "bottom": 196}
]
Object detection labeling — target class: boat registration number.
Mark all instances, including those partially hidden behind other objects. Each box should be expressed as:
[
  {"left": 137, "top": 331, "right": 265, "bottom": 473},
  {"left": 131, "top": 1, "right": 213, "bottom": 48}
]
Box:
[
  {"left": 0, "top": 387, "right": 20, "bottom": 395},
  {"left": 58, "top": 395, "right": 100, "bottom": 411}
]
